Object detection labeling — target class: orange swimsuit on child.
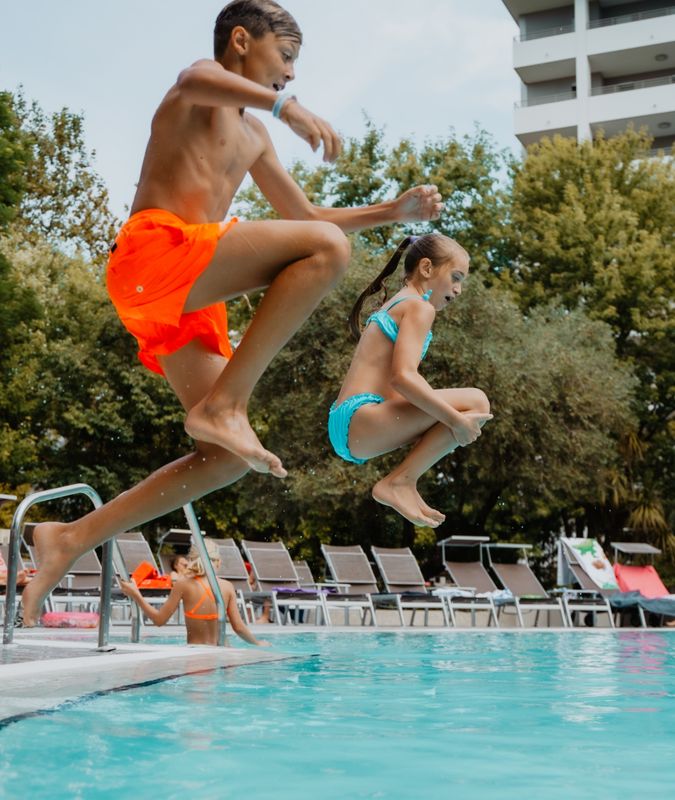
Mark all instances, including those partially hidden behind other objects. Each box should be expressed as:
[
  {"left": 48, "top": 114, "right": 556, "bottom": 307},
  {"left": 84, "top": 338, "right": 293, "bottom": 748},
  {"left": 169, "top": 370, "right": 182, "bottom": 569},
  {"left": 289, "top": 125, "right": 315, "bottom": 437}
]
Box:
[
  {"left": 106, "top": 208, "right": 238, "bottom": 375},
  {"left": 184, "top": 576, "right": 219, "bottom": 620}
]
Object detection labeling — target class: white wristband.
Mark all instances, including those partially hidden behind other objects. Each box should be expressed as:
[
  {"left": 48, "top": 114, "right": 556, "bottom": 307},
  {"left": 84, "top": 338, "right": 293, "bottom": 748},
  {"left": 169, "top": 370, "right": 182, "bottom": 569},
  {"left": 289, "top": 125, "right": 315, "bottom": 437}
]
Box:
[{"left": 272, "top": 92, "right": 296, "bottom": 119}]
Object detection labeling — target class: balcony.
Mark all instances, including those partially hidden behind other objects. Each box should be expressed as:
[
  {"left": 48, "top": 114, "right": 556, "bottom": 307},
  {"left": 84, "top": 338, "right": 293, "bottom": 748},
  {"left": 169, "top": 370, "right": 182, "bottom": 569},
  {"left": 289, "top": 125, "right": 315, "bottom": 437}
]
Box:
[
  {"left": 591, "top": 73, "right": 675, "bottom": 96},
  {"left": 515, "top": 90, "right": 576, "bottom": 108},
  {"left": 517, "top": 23, "right": 574, "bottom": 42},
  {"left": 589, "top": 5, "right": 675, "bottom": 30}
]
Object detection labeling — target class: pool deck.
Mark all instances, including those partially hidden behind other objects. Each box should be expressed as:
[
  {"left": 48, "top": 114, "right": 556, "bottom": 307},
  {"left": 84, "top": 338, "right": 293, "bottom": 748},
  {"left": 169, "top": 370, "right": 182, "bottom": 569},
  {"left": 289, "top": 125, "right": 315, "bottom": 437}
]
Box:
[{"left": 0, "top": 626, "right": 290, "bottom": 725}]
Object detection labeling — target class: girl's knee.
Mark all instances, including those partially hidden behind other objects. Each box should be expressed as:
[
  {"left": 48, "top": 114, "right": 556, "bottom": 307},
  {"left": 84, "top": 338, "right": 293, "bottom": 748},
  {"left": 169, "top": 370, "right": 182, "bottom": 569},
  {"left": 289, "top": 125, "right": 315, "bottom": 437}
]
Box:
[{"left": 471, "top": 389, "right": 490, "bottom": 414}]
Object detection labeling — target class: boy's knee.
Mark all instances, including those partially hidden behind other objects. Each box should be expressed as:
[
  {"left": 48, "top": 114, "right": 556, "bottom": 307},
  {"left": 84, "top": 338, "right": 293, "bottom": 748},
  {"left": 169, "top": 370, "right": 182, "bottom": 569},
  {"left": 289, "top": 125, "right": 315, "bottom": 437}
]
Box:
[{"left": 315, "top": 222, "right": 351, "bottom": 275}]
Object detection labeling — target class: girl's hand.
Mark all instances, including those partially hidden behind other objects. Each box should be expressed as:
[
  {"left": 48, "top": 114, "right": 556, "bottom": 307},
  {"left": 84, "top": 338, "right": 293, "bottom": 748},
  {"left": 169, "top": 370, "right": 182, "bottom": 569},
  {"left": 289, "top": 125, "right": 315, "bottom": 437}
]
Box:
[
  {"left": 280, "top": 100, "right": 342, "bottom": 162},
  {"left": 391, "top": 185, "right": 444, "bottom": 222},
  {"left": 451, "top": 412, "right": 493, "bottom": 447},
  {"left": 119, "top": 579, "right": 141, "bottom": 599}
]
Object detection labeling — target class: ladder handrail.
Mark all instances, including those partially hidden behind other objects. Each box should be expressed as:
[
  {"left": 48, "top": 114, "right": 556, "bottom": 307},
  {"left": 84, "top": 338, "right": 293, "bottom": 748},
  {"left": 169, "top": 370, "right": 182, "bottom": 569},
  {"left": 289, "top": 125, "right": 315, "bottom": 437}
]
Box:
[
  {"left": 0, "top": 483, "right": 136, "bottom": 648},
  {"left": 182, "top": 503, "right": 227, "bottom": 646}
]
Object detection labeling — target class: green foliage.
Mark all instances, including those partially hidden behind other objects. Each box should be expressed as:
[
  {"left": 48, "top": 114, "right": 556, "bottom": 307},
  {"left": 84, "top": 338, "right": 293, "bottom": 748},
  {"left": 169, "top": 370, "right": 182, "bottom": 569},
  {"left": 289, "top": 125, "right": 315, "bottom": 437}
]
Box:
[
  {"left": 505, "top": 129, "right": 674, "bottom": 544},
  {"left": 11, "top": 91, "right": 119, "bottom": 266},
  {"left": 0, "top": 91, "right": 32, "bottom": 231}
]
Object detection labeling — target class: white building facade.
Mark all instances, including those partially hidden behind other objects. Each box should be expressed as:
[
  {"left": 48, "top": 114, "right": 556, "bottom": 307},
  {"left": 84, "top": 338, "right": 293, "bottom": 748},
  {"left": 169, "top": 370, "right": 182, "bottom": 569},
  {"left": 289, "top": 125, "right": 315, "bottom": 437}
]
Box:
[{"left": 503, "top": 0, "right": 675, "bottom": 151}]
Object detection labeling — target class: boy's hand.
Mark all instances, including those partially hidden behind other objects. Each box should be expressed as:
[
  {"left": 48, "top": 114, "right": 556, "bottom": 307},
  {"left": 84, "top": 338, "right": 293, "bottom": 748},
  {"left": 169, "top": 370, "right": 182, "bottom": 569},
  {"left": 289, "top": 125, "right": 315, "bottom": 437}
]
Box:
[
  {"left": 391, "top": 185, "right": 444, "bottom": 222},
  {"left": 450, "top": 412, "right": 493, "bottom": 447},
  {"left": 280, "top": 100, "right": 341, "bottom": 162}
]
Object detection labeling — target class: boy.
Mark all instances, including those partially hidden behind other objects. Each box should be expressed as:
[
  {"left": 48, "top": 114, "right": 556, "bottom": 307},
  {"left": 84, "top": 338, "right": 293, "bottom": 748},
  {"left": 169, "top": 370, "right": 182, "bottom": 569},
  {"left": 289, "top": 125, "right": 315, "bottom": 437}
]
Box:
[{"left": 19, "top": 0, "right": 443, "bottom": 626}]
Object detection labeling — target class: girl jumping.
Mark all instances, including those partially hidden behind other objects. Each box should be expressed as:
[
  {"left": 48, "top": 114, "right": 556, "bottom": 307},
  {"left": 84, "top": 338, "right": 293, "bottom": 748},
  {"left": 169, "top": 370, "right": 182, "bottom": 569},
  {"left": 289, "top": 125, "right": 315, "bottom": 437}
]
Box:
[{"left": 328, "top": 234, "right": 492, "bottom": 528}]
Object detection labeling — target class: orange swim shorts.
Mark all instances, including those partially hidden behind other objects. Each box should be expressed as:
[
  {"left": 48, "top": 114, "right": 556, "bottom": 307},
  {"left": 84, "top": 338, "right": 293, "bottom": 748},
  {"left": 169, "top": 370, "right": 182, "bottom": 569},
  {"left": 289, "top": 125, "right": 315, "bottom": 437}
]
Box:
[{"left": 106, "top": 208, "right": 238, "bottom": 375}]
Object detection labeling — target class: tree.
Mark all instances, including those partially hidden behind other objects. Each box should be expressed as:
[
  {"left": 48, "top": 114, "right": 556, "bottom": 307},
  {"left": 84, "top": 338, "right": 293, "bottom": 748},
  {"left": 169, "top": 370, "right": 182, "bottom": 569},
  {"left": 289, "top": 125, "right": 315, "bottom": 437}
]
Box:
[
  {"left": 11, "top": 91, "right": 119, "bottom": 266},
  {"left": 504, "top": 129, "right": 675, "bottom": 544}
]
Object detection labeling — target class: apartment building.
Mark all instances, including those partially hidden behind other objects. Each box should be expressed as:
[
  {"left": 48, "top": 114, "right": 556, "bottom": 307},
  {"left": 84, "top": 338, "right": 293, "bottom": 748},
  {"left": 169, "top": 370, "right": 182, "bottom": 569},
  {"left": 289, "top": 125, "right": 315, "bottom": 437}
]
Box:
[{"left": 503, "top": 0, "right": 675, "bottom": 151}]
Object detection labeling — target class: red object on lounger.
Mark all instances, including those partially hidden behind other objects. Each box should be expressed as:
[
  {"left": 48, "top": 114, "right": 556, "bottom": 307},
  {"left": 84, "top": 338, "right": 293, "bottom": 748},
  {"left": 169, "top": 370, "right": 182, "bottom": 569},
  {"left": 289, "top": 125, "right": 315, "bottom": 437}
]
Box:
[
  {"left": 613, "top": 564, "right": 669, "bottom": 598},
  {"left": 131, "top": 561, "right": 172, "bottom": 589},
  {"left": 42, "top": 611, "right": 100, "bottom": 628}
]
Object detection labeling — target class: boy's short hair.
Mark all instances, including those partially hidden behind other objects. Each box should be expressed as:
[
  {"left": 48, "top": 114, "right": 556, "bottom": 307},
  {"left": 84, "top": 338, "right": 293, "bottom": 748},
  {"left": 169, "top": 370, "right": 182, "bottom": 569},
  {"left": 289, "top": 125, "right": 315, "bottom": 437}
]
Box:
[{"left": 214, "top": 0, "right": 302, "bottom": 58}]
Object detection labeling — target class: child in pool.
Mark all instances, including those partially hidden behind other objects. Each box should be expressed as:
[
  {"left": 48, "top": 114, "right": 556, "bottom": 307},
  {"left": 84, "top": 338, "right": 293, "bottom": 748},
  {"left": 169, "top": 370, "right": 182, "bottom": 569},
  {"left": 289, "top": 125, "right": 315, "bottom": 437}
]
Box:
[
  {"left": 120, "top": 538, "right": 269, "bottom": 646},
  {"left": 328, "top": 234, "right": 492, "bottom": 528}
]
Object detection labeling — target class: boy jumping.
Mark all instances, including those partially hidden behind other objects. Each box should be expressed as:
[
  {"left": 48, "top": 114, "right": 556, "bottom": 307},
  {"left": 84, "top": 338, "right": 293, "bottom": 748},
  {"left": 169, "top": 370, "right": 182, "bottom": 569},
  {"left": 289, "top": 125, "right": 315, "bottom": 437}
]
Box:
[{"left": 19, "top": 0, "right": 443, "bottom": 625}]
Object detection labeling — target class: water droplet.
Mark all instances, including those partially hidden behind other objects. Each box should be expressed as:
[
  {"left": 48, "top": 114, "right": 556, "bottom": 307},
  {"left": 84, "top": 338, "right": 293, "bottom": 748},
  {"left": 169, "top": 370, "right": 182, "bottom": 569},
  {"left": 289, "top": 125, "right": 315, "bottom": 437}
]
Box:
[{"left": 136, "top": 285, "right": 144, "bottom": 293}]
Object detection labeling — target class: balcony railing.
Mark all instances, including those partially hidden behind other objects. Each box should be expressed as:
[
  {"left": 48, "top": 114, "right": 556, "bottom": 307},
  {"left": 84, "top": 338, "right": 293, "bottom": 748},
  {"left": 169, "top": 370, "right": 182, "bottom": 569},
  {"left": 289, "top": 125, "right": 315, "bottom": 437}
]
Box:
[
  {"left": 517, "top": 23, "right": 574, "bottom": 42},
  {"left": 515, "top": 90, "right": 576, "bottom": 109},
  {"left": 591, "top": 73, "right": 675, "bottom": 96},
  {"left": 589, "top": 5, "right": 675, "bottom": 29}
]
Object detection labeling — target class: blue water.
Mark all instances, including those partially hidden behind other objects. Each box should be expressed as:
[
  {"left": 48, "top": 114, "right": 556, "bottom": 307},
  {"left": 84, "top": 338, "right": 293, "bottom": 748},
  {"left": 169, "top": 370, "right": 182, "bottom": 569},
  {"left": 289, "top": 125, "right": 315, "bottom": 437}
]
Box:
[{"left": 2, "top": 631, "right": 675, "bottom": 799}]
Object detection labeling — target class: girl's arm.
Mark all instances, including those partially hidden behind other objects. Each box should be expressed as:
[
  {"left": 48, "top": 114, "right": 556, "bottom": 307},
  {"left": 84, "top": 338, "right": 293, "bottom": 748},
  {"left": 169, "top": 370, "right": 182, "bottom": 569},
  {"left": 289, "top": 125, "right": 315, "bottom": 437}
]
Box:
[
  {"left": 119, "top": 580, "right": 183, "bottom": 627},
  {"left": 390, "top": 303, "right": 490, "bottom": 446},
  {"left": 220, "top": 579, "right": 270, "bottom": 646}
]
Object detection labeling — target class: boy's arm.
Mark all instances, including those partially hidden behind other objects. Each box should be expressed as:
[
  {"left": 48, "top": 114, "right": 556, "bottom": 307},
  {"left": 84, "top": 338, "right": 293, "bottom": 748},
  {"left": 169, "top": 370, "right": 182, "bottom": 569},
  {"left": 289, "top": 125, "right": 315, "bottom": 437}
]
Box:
[
  {"left": 249, "top": 122, "right": 443, "bottom": 232},
  {"left": 175, "top": 60, "right": 340, "bottom": 161},
  {"left": 220, "top": 579, "right": 269, "bottom": 646},
  {"left": 119, "top": 580, "right": 183, "bottom": 627}
]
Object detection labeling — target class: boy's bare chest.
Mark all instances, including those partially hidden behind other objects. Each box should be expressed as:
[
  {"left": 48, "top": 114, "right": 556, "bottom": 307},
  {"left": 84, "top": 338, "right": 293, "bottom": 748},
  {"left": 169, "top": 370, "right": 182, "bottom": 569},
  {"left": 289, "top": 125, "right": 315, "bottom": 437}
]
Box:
[{"left": 194, "top": 108, "right": 264, "bottom": 173}]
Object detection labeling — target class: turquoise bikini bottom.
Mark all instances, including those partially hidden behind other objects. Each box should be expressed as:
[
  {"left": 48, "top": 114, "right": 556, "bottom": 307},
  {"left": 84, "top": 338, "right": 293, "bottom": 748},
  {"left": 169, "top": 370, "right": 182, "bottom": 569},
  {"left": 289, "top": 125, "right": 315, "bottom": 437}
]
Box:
[{"left": 328, "top": 393, "right": 385, "bottom": 465}]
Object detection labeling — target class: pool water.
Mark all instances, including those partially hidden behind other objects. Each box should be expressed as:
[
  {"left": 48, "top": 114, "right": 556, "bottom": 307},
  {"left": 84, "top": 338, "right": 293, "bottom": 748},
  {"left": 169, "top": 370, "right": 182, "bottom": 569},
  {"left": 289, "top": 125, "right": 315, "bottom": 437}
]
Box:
[{"left": 1, "top": 631, "right": 675, "bottom": 799}]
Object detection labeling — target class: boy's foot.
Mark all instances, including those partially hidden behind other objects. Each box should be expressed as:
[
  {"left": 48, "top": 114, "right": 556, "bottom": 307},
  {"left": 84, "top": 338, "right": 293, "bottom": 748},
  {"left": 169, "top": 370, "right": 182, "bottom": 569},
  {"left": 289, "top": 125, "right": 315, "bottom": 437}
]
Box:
[
  {"left": 372, "top": 478, "right": 441, "bottom": 529},
  {"left": 185, "top": 401, "right": 287, "bottom": 478},
  {"left": 19, "top": 521, "right": 78, "bottom": 626}
]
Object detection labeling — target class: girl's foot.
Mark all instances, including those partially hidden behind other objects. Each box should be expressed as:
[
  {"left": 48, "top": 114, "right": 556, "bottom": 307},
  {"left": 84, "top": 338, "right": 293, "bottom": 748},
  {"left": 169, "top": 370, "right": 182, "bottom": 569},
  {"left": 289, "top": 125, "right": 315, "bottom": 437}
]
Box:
[
  {"left": 185, "top": 400, "right": 286, "bottom": 478},
  {"left": 19, "top": 522, "right": 79, "bottom": 626},
  {"left": 372, "top": 478, "right": 441, "bottom": 528},
  {"left": 415, "top": 490, "right": 445, "bottom": 525}
]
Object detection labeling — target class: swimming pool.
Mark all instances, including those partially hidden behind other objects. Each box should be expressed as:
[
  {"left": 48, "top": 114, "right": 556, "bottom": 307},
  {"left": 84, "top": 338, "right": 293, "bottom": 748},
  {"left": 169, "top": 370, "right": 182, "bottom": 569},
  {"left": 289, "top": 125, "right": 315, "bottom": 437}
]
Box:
[{"left": 1, "top": 631, "right": 674, "bottom": 799}]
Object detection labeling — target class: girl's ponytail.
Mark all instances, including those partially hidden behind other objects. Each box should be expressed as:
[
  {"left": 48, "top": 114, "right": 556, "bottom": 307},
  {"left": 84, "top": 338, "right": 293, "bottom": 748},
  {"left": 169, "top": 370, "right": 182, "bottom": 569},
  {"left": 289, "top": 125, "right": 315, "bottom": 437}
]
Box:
[{"left": 348, "top": 236, "right": 417, "bottom": 340}]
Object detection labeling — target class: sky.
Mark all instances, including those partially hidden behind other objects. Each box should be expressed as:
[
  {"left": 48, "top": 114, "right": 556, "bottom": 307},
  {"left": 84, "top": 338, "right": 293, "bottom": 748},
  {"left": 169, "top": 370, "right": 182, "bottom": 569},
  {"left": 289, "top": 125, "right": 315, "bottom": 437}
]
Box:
[{"left": 1, "top": 0, "right": 520, "bottom": 220}]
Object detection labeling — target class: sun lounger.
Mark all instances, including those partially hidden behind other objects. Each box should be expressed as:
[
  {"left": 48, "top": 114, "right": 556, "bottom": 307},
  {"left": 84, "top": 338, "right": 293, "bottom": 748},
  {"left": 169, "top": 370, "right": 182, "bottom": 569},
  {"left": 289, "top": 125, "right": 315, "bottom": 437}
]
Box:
[
  {"left": 370, "top": 546, "right": 449, "bottom": 627},
  {"left": 486, "top": 543, "right": 567, "bottom": 627},
  {"left": 557, "top": 538, "right": 617, "bottom": 627},
  {"left": 321, "top": 544, "right": 399, "bottom": 626},
  {"left": 611, "top": 542, "right": 675, "bottom": 624},
  {"left": 241, "top": 540, "right": 328, "bottom": 625},
  {"left": 437, "top": 536, "right": 500, "bottom": 627}
]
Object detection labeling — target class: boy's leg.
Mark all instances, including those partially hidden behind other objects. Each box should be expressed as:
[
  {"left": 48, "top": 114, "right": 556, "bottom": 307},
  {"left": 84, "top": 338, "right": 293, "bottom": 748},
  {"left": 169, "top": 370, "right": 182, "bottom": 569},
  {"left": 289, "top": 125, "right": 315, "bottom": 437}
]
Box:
[
  {"left": 349, "top": 388, "right": 491, "bottom": 528},
  {"left": 20, "top": 342, "right": 248, "bottom": 625},
  {"left": 182, "top": 219, "right": 351, "bottom": 476}
]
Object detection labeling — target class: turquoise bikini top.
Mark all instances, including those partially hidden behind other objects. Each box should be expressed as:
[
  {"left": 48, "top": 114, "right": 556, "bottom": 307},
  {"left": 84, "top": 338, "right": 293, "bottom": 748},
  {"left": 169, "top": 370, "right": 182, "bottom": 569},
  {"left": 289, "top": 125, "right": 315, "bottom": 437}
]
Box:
[{"left": 365, "top": 290, "right": 433, "bottom": 360}]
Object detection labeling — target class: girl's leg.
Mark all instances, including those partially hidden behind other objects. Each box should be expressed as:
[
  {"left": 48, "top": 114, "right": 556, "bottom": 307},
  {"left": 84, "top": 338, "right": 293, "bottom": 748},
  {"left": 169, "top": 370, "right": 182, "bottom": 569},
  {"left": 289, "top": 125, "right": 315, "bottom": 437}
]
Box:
[
  {"left": 20, "top": 341, "right": 249, "bottom": 625},
  {"left": 349, "top": 388, "right": 490, "bottom": 527},
  {"left": 182, "top": 219, "right": 351, "bottom": 477}
]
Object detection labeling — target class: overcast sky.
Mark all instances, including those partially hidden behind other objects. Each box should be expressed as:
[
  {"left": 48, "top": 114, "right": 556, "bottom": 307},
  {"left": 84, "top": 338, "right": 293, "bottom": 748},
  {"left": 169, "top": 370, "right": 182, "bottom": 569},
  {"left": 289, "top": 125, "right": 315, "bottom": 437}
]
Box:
[{"left": 1, "top": 1, "right": 519, "bottom": 219}]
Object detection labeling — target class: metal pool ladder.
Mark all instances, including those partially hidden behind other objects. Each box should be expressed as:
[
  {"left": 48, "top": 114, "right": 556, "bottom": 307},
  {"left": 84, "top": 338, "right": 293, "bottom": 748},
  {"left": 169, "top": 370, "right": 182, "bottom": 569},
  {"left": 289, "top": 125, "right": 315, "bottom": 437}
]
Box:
[{"left": 2, "top": 485, "right": 227, "bottom": 648}]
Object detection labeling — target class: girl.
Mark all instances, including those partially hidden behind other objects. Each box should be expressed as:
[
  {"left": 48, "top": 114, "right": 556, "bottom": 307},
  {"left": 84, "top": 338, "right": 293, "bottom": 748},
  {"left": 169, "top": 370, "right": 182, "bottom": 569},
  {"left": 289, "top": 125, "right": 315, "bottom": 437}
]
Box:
[
  {"left": 328, "top": 233, "right": 492, "bottom": 528},
  {"left": 120, "top": 538, "right": 269, "bottom": 646}
]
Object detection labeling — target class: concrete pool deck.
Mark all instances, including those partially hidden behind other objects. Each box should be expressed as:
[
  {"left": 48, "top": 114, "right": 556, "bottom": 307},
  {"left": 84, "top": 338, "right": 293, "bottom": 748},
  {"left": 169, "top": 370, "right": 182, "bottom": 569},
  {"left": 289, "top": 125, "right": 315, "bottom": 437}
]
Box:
[{"left": 0, "top": 627, "right": 291, "bottom": 724}]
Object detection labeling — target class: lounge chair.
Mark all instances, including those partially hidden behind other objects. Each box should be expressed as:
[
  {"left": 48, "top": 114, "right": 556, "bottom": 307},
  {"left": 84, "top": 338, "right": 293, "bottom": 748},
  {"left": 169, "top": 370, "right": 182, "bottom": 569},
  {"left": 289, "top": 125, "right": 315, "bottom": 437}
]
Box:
[
  {"left": 557, "top": 538, "right": 617, "bottom": 627},
  {"left": 437, "top": 536, "right": 500, "bottom": 627},
  {"left": 485, "top": 543, "right": 567, "bottom": 627},
  {"left": 155, "top": 527, "right": 192, "bottom": 575},
  {"left": 293, "top": 560, "right": 319, "bottom": 589},
  {"left": 370, "top": 546, "right": 449, "bottom": 627},
  {"left": 611, "top": 542, "right": 675, "bottom": 625},
  {"left": 321, "top": 544, "right": 404, "bottom": 627},
  {"left": 241, "top": 539, "right": 328, "bottom": 625}
]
